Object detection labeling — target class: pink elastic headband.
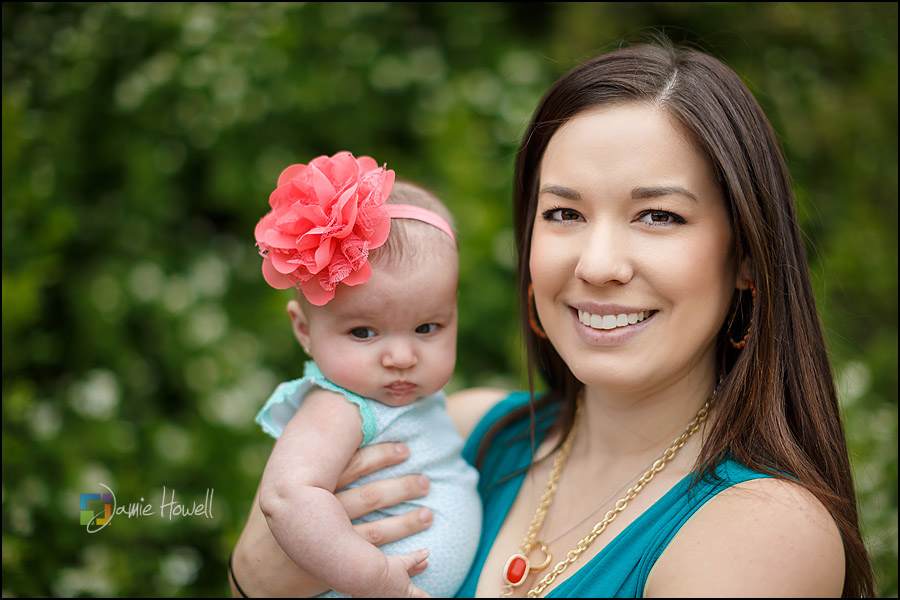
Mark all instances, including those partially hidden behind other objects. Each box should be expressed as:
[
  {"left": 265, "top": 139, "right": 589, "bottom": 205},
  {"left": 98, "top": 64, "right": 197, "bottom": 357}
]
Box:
[{"left": 386, "top": 204, "right": 456, "bottom": 245}]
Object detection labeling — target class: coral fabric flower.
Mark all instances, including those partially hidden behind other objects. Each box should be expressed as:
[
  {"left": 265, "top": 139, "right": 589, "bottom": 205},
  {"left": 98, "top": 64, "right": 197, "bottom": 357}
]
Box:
[{"left": 255, "top": 152, "right": 394, "bottom": 305}]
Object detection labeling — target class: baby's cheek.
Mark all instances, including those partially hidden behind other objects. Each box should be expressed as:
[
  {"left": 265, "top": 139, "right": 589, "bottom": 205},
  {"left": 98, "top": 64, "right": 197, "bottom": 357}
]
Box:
[
  {"left": 316, "top": 357, "right": 363, "bottom": 392},
  {"left": 434, "top": 351, "right": 458, "bottom": 390}
]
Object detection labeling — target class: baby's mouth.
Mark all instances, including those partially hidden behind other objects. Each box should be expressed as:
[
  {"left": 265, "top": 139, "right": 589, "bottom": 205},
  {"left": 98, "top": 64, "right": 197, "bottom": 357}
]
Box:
[{"left": 386, "top": 381, "right": 416, "bottom": 393}]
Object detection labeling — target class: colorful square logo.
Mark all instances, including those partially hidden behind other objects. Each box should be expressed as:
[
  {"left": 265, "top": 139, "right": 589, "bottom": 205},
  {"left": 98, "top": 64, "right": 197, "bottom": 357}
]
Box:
[{"left": 80, "top": 492, "right": 112, "bottom": 526}]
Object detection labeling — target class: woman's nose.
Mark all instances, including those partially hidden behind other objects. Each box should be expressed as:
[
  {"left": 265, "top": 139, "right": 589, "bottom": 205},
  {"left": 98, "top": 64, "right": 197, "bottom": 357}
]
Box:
[
  {"left": 382, "top": 338, "right": 418, "bottom": 370},
  {"left": 573, "top": 223, "right": 634, "bottom": 286}
]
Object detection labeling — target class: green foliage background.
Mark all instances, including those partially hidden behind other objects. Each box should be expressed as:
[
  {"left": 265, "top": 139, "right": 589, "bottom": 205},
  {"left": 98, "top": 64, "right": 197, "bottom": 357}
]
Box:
[{"left": 2, "top": 2, "right": 896, "bottom": 597}]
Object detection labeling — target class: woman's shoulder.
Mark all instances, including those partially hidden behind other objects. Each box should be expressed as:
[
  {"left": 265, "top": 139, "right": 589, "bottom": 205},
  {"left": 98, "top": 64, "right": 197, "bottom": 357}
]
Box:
[
  {"left": 445, "top": 387, "right": 516, "bottom": 440},
  {"left": 646, "top": 474, "right": 845, "bottom": 597}
]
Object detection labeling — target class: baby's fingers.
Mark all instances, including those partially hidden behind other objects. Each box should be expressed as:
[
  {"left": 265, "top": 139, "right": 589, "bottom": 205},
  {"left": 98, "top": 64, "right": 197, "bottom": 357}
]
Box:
[
  {"left": 398, "top": 549, "right": 431, "bottom": 598},
  {"left": 407, "top": 553, "right": 428, "bottom": 578},
  {"left": 407, "top": 583, "right": 431, "bottom": 598},
  {"left": 402, "top": 548, "right": 430, "bottom": 576}
]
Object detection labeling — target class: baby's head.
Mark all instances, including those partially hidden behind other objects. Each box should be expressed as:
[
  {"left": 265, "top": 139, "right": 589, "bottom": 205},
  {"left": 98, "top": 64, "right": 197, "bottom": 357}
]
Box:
[
  {"left": 287, "top": 180, "right": 459, "bottom": 407},
  {"left": 367, "top": 180, "right": 458, "bottom": 272}
]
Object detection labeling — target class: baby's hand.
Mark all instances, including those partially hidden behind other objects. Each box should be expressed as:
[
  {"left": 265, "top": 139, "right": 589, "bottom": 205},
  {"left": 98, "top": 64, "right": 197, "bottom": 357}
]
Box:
[{"left": 355, "top": 548, "right": 431, "bottom": 598}]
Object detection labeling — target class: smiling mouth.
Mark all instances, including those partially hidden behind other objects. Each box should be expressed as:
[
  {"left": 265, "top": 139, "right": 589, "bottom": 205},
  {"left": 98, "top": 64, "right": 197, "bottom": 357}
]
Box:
[{"left": 577, "top": 309, "right": 654, "bottom": 330}]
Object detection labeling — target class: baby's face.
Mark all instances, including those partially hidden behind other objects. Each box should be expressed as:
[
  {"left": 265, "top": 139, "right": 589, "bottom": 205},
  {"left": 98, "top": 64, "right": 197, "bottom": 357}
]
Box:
[{"left": 299, "top": 253, "right": 458, "bottom": 406}]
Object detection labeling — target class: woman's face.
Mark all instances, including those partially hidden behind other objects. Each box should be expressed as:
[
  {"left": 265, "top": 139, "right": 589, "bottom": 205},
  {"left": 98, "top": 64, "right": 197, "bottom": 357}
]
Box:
[{"left": 530, "top": 103, "right": 741, "bottom": 394}]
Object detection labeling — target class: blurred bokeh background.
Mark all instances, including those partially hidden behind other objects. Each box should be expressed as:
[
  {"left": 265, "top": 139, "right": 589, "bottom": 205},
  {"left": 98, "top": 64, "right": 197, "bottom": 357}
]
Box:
[{"left": 2, "top": 2, "right": 896, "bottom": 597}]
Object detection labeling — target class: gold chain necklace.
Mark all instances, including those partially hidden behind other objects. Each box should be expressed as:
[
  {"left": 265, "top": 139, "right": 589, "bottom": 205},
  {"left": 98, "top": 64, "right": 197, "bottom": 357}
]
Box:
[{"left": 500, "top": 383, "right": 720, "bottom": 598}]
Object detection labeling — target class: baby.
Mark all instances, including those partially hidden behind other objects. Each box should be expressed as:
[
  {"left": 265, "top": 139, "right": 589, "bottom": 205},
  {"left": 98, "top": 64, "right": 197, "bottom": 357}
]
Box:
[{"left": 252, "top": 151, "right": 481, "bottom": 597}]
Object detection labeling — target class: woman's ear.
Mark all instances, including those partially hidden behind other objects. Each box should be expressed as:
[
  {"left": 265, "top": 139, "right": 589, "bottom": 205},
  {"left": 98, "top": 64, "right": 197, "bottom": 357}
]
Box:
[
  {"left": 286, "top": 300, "right": 312, "bottom": 356},
  {"left": 735, "top": 257, "right": 754, "bottom": 290}
]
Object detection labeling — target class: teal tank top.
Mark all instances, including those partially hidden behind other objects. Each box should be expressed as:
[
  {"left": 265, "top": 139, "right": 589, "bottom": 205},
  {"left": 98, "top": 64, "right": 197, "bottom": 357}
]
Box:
[{"left": 457, "top": 392, "right": 773, "bottom": 598}]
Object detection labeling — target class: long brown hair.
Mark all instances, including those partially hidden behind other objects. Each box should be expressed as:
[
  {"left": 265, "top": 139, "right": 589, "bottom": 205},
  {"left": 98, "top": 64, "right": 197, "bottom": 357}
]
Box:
[{"left": 501, "top": 39, "right": 874, "bottom": 597}]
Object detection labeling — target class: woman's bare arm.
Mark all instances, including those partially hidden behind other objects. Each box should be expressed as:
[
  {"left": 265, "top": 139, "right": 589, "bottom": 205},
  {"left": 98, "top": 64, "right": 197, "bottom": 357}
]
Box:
[
  {"left": 446, "top": 387, "right": 509, "bottom": 440},
  {"left": 646, "top": 477, "right": 845, "bottom": 597}
]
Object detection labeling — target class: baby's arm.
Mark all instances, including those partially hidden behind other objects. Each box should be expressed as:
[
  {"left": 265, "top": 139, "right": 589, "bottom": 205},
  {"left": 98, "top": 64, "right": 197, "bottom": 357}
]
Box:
[{"left": 258, "top": 388, "right": 429, "bottom": 598}]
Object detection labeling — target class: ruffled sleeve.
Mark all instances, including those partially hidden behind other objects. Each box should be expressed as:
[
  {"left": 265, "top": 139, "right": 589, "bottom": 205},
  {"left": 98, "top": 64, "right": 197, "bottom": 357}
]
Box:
[{"left": 255, "top": 362, "right": 377, "bottom": 446}]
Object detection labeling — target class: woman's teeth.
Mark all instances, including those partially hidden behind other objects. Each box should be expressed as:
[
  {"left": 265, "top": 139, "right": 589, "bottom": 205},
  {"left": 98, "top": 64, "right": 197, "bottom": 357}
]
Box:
[{"left": 578, "top": 310, "right": 650, "bottom": 330}]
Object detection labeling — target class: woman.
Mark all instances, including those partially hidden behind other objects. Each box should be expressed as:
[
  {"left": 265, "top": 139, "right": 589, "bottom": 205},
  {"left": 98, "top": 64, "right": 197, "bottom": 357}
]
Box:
[{"left": 230, "top": 39, "right": 874, "bottom": 597}]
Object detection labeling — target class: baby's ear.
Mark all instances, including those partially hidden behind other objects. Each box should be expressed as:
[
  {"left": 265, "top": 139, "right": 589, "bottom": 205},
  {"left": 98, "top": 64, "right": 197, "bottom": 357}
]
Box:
[{"left": 286, "top": 300, "right": 312, "bottom": 356}]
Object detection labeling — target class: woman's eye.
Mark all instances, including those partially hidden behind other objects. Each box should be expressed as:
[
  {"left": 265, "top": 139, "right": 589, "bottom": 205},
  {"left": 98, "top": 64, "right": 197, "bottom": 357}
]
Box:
[
  {"left": 350, "top": 327, "right": 377, "bottom": 339},
  {"left": 415, "top": 323, "right": 439, "bottom": 335},
  {"left": 638, "top": 210, "right": 685, "bottom": 225},
  {"left": 542, "top": 208, "right": 582, "bottom": 222}
]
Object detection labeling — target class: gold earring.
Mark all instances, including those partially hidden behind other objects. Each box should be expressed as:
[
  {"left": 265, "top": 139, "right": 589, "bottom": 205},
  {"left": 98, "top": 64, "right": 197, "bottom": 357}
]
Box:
[
  {"left": 729, "top": 281, "right": 756, "bottom": 350},
  {"left": 528, "top": 283, "right": 548, "bottom": 340}
]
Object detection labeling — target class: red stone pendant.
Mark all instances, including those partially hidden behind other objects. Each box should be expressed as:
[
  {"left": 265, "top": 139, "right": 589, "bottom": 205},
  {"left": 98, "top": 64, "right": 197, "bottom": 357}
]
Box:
[{"left": 503, "top": 553, "right": 530, "bottom": 587}]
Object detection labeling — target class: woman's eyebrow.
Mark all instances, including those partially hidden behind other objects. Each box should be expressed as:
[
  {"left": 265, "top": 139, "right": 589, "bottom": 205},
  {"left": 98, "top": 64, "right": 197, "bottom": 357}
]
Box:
[
  {"left": 631, "top": 185, "right": 699, "bottom": 203},
  {"left": 540, "top": 184, "right": 699, "bottom": 203},
  {"left": 539, "top": 184, "right": 582, "bottom": 200}
]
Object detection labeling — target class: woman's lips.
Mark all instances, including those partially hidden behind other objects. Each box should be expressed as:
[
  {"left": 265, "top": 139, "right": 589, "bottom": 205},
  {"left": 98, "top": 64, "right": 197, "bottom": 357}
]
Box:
[
  {"left": 576, "top": 309, "right": 654, "bottom": 330},
  {"left": 569, "top": 305, "right": 657, "bottom": 345}
]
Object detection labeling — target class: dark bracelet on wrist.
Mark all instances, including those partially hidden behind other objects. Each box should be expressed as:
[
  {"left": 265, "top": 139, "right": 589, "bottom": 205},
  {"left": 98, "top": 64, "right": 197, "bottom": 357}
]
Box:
[{"left": 228, "top": 553, "right": 249, "bottom": 598}]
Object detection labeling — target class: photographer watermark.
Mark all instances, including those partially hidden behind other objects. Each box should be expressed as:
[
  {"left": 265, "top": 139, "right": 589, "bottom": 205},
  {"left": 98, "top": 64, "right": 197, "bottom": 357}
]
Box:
[{"left": 80, "top": 483, "right": 214, "bottom": 532}]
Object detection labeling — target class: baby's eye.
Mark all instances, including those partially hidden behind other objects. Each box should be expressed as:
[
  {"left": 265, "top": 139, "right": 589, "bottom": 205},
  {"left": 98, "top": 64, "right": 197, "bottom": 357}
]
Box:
[
  {"left": 415, "top": 323, "right": 439, "bottom": 335},
  {"left": 350, "top": 327, "right": 377, "bottom": 339}
]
